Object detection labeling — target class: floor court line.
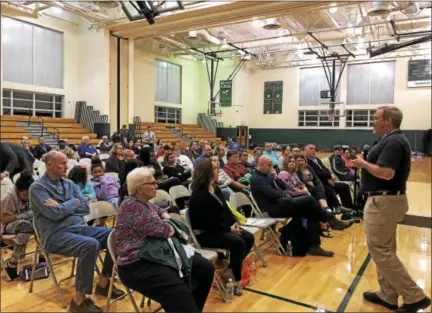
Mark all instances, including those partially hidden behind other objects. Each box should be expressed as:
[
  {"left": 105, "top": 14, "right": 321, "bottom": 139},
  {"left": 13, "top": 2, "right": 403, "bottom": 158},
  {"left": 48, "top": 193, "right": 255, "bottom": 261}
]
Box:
[
  {"left": 336, "top": 253, "right": 372, "bottom": 312},
  {"left": 243, "top": 287, "right": 334, "bottom": 312},
  {"left": 400, "top": 214, "right": 432, "bottom": 229}
]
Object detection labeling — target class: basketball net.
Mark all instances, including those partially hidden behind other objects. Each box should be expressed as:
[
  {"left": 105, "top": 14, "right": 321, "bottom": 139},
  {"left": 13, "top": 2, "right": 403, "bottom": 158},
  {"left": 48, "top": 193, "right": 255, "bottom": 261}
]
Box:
[{"left": 328, "top": 107, "right": 335, "bottom": 121}]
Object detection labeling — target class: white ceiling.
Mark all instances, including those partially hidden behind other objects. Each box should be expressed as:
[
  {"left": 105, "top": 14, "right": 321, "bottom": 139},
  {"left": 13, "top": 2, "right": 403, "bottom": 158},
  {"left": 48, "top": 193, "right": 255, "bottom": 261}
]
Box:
[{"left": 3, "top": 1, "right": 432, "bottom": 68}]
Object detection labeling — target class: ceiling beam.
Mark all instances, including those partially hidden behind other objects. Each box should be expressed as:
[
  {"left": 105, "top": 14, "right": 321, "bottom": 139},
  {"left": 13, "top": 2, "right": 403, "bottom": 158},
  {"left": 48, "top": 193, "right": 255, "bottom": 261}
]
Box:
[{"left": 109, "top": 1, "right": 351, "bottom": 39}]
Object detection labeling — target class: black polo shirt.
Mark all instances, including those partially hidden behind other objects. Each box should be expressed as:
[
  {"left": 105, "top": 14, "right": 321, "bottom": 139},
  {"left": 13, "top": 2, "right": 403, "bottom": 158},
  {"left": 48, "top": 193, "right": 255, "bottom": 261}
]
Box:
[{"left": 361, "top": 131, "right": 411, "bottom": 193}]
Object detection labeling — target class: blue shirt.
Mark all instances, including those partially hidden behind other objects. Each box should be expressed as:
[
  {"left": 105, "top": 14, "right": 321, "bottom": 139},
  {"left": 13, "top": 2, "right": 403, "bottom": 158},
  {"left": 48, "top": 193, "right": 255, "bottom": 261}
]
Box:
[
  {"left": 77, "top": 144, "right": 97, "bottom": 159},
  {"left": 30, "top": 174, "right": 89, "bottom": 248},
  {"left": 263, "top": 150, "right": 279, "bottom": 167},
  {"left": 193, "top": 155, "right": 208, "bottom": 168}
]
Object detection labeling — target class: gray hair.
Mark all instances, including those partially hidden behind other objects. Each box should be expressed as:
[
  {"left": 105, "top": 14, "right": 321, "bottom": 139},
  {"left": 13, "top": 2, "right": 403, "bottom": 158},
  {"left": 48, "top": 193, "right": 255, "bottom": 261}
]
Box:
[
  {"left": 257, "top": 155, "right": 273, "bottom": 166},
  {"left": 127, "top": 167, "right": 155, "bottom": 195},
  {"left": 82, "top": 136, "right": 90, "bottom": 140},
  {"left": 378, "top": 106, "right": 403, "bottom": 128}
]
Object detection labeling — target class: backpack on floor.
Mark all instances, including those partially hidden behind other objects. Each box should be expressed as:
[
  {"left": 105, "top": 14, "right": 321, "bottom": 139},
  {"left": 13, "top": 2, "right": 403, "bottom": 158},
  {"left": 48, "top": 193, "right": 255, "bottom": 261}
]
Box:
[{"left": 19, "top": 262, "right": 50, "bottom": 282}]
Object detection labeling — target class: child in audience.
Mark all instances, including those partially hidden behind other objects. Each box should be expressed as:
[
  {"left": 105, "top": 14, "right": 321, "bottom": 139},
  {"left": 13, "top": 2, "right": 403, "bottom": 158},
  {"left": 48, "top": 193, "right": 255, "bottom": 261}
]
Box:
[
  {"left": 0, "top": 171, "right": 37, "bottom": 280},
  {"left": 68, "top": 166, "right": 96, "bottom": 202},
  {"left": 90, "top": 159, "right": 120, "bottom": 208}
]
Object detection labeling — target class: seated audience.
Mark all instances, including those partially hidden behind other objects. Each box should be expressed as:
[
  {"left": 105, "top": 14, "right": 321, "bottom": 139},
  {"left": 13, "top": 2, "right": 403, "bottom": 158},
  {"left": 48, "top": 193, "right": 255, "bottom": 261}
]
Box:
[
  {"left": 193, "top": 144, "right": 214, "bottom": 168},
  {"left": 342, "top": 148, "right": 355, "bottom": 169},
  {"left": 115, "top": 167, "right": 214, "bottom": 312},
  {"left": 118, "top": 159, "right": 142, "bottom": 203},
  {"left": 33, "top": 136, "right": 52, "bottom": 160},
  {"left": 154, "top": 139, "right": 163, "bottom": 152},
  {"left": 304, "top": 144, "right": 353, "bottom": 210},
  {"left": 156, "top": 144, "right": 171, "bottom": 162},
  {"left": 96, "top": 136, "right": 112, "bottom": 155},
  {"left": 251, "top": 147, "right": 262, "bottom": 169},
  {"left": 239, "top": 150, "right": 253, "bottom": 174},
  {"left": 123, "top": 149, "right": 136, "bottom": 162},
  {"left": 224, "top": 150, "right": 249, "bottom": 184},
  {"left": 291, "top": 146, "right": 302, "bottom": 157},
  {"left": 119, "top": 125, "right": 129, "bottom": 144},
  {"left": 329, "top": 146, "right": 355, "bottom": 181},
  {"left": 68, "top": 166, "right": 96, "bottom": 202},
  {"left": 250, "top": 156, "right": 334, "bottom": 257},
  {"left": 189, "top": 158, "right": 254, "bottom": 295},
  {"left": 77, "top": 136, "right": 97, "bottom": 159},
  {"left": 56, "top": 139, "right": 78, "bottom": 160},
  {"left": 1, "top": 171, "right": 36, "bottom": 280},
  {"left": 163, "top": 152, "right": 191, "bottom": 182},
  {"left": 30, "top": 151, "right": 124, "bottom": 312},
  {"left": 263, "top": 143, "right": 279, "bottom": 168},
  {"left": 279, "top": 157, "right": 352, "bottom": 232},
  {"left": 296, "top": 155, "right": 352, "bottom": 215},
  {"left": 64, "top": 138, "right": 77, "bottom": 152},
  {"left": 132, "top": 140, "right": 143, "bottom": 154},
  {"left": 214, "top": 145, "right": 227, "bottom": 168},
  {"left": 105, "top": 143, "right": 124, "bottom": 174},
  {"left": 278, "top": 145, "right": 292, "bottom": 170},
  {"left": 138, "top": 147, "right": 182, "bottom": 192},
  {"left": 197, "top": 140, "right": 207, "bottom": 155},
  {"left": 142, "top": 126, "right": 156, "bottom": 149},
  {"left": 227, "top": 137, "right": 241, "bottom": 151},
  {"left": 90, "top": 159, "right": 120, "bottom": 208},
  {"left": 21, "top": 138, "right": 36, "bottom": 159},
  {"left": 210, "top": 156, "right": 235, "bottom": 200},
  {"left": 174, "top": 145, "right": 193, "bottom": 173},
  {"left": 0, "top": 142, "right": 35, "bottom": 181},
  {"left": 185, "top": 141, "right": 199, "bottom": 161}
]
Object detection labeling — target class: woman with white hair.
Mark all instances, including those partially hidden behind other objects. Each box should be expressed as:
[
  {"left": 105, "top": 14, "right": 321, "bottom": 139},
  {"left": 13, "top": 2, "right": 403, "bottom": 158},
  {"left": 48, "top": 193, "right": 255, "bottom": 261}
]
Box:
[{"left": 115, "top": 167, "right": 214, "bottom": 313}]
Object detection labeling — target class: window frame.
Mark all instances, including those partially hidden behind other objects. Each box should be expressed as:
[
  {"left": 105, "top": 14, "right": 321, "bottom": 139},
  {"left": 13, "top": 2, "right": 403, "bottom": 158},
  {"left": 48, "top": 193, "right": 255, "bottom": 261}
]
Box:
[
  {"left": 2, "top": 89, "right": 63, "bottom": 118},
  {"left": 154, "top": 106, "right": 182, "bottom": 124},
  {"left": 345, "top": 109, "right": 376, "bottom": 128},
  {"left": 298, "top": 110, "right": 341, "bottom": 127}
]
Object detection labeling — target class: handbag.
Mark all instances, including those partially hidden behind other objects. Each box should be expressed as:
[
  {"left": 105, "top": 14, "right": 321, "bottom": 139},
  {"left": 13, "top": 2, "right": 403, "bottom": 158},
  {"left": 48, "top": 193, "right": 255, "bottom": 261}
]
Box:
[{"left": 19, "top": 262, "right": 50, "bottom": 282}]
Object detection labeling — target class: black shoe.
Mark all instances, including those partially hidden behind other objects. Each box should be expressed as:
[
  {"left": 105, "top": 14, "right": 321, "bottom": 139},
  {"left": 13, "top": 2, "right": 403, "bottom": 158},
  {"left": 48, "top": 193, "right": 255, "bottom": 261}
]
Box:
[
  {"left": 363, "top": 291, "right": 398, "bottom": 310},
  {"left": 4, "top": 263, "right": 19, "bottom": 281},
  {"left": 329, "top": 217, "right": 354, "bottom": 230},
  {"left": 308, "top": 246, "right": 334, "bottom": 257},
  {"left": 69, "top": 298, "right": 103, "bottom": 313},
  {"left": 95, "top": 282, "right": 125, "bottom": 299},
  {"left": 396, "top": 296, "right": 431, "bottom": 312}
]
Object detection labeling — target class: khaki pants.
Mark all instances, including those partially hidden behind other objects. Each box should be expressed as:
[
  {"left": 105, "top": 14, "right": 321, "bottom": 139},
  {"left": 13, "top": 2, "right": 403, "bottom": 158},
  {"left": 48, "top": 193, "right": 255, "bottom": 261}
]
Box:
[{"left": 364, "top": 194, "right": 426, "bottom": 305}]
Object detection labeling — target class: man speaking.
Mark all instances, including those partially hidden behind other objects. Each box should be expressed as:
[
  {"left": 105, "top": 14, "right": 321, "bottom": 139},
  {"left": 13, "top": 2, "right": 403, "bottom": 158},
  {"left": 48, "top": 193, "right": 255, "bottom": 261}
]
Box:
[{"left": 351, "top": 106, "right": 430, "bottom": 312}]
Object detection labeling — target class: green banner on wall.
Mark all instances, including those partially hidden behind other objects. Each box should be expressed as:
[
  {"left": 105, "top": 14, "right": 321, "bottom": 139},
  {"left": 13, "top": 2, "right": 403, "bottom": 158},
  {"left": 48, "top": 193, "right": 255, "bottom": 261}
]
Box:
[
  {"left": 219, "top": 80, "right": 232, "bottom": 107},
  {"left": 263, "top": 80, "right": 283, "bottom": 114}
]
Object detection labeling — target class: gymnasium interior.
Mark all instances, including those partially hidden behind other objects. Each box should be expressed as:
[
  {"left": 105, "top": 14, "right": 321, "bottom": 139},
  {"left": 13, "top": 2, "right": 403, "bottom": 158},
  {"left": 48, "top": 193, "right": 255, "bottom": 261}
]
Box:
[{"left": 0, "top": 1, "right": 431, "bottom": 312}]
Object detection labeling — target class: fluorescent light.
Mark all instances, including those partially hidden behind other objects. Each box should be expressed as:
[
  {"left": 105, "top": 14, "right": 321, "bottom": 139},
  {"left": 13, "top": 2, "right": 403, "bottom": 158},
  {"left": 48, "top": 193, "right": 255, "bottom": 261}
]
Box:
[
  {"left": 2, "top": 34, "right": 10, "bottom": 43},
  {"left": 51, "top": 6, "right": 62, "bottom": 14},
  {"left": 329, "top": 3, "right": 338, "bottom": 13}
]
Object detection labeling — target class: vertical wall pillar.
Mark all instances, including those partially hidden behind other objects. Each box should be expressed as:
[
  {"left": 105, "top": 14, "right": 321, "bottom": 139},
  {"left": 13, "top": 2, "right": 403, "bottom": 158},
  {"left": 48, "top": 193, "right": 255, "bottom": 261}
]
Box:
[{"left": 128, "top": 39, "right": 134, "bottom": 122}]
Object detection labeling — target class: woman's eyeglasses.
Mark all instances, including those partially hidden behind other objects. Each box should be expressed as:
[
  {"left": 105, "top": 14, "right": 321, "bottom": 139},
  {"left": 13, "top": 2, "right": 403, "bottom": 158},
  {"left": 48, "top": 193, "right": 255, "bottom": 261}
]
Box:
[{"left": 143, "top": 181, "right": 157, "bottom": 186}]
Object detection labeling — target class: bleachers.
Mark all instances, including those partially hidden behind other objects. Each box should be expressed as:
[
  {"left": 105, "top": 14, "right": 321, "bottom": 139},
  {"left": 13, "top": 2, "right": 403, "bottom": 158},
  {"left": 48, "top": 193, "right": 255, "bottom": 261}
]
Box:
[
  {"left": 138, "top": 122, "right": 222, "bottom": 144},
  {"left": 0, "top": 116, "right": 100, "bottom": 145}
]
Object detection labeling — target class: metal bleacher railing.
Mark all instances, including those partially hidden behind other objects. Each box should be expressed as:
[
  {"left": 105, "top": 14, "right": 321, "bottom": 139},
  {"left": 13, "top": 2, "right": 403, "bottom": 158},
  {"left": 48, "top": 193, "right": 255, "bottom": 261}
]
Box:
[
  {"left": 133, "top": 116, "right": 141, "bottom": 140},
  {"left": 75, "top": 101, "right": 109, "bottom": 133}
]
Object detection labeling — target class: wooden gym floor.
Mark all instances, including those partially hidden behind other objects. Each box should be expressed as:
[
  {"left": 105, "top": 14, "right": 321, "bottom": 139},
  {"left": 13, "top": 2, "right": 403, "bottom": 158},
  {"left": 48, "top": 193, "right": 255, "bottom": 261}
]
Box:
[{"left": 1, "top": 158, "right": 431, "bottom": 312}]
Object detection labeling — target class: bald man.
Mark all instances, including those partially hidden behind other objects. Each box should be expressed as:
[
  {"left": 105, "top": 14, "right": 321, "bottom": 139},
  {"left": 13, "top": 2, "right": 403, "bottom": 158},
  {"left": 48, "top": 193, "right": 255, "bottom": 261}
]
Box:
[
  {"left": 250, "top": 156, "right": 334, "bottom": 257},
  {"left": 30, "top": 151, "right": 124, "bottom": 312}
]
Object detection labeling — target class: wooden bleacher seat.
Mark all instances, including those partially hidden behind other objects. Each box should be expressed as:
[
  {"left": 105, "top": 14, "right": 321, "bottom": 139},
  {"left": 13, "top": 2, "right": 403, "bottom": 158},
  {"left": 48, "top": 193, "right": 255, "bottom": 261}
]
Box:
[
  {"left": 45, "top": 128, "right": 90, "bottom": 134},
  {"left": 1, "top": 116, "right": 77, "bottom": 124},
  {"left": 1, "top": 127, "right": 26, "bottom": 133}
]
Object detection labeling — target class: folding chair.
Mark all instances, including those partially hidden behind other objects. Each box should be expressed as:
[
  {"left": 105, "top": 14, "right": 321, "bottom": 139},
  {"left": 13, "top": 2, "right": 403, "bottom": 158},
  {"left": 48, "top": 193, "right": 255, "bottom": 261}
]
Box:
[
  {"left": 230, "top": 192, "right": 287, "bottom": 256},
  {"left": 12, "top": 173, "right": 21, "bottom": 184},
  {"left": 67, "top": 159, "right": 79, "bottom": 170},
  {"left": 105, "top": 231, "right": 148, "bottom": 313},
  {"left": 1, "top": 181, "right": 12, "bottom": 198},
  {"left": 29, "top": 220, "right": 77, "bottom": 309},
  {"left": 1, "top": 234, "right": 35, "bottom": 281},
  {"left": 149, "top": 189, "right": 173, "bottom": 205},
  {"left": 169, "top": 185, "right": 190, "bottom": 210},
  {"left": 169, "top": 213, "right": 227, "bottom": 302},
  {"left": 85, "top": 201, "right": 119, "bottom": 227}
]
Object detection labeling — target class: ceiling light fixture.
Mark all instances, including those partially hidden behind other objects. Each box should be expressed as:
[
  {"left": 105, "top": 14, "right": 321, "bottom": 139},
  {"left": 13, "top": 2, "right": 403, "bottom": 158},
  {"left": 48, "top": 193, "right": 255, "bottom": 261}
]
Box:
[{"left": 329, "top": 3, "right": 338, "bottom": 13}]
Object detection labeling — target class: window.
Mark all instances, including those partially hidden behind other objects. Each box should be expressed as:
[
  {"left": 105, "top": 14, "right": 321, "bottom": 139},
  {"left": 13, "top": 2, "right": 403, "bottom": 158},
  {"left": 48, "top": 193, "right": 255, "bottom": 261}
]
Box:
[
  {"left": 298, "top": 110, "right": 340, "bottom": 127},
  {"left": 154, "top": 106, "right": 181, "bottom": 124},
  {"left": 346, "top": 109, "right": 376, "bottom": 127},
  {"left": 347, "top": 62, "right": 395, "bottom": 105},
  {"left": 2, "top": 89, "right": 63, "bottom": 117},
  {"left": 2, "top": 17, "right": 63, "bottom": 88},
  {"left": 155, "top": 60, "right": 181, "bottom": 104},
  {"left": 299, "top": 67, "right": 341, "bottom": 106}
]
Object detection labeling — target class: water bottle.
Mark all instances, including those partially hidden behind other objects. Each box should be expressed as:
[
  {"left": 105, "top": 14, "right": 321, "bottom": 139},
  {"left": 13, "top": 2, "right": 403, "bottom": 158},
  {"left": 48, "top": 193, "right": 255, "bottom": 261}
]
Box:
[
  {"left": 225, "top": 279, "right": 234, "bottom": 303},
  {"left": 286, "top": 241, "right": 293, "bottom": 257}
]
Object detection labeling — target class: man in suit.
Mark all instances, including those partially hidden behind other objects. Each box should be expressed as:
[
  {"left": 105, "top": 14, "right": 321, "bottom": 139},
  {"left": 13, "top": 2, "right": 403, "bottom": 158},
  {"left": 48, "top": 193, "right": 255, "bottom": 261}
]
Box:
[
  {"left": 33, "top": 136, "right": 52, "bottom": 160},
  {"left": 0, "top": 142, "right": 35, "bottom": 181},
  {"left": 304, "top": 144, "right": 354, "bottom": 212}
]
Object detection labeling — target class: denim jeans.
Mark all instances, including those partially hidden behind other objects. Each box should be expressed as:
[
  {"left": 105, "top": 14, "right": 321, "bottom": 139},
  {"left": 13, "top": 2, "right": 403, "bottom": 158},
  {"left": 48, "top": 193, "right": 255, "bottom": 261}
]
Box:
[{"left": 45, "top": 226, "right": 113, "bottom": 294}]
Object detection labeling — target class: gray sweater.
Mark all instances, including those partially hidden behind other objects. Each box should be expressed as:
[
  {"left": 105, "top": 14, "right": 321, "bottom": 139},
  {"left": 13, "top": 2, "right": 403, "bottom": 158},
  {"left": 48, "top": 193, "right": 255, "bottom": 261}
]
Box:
[
  {"left": 30, "top": 174, "right": 89, "bottom": 248},
  {"left": 1, "top": 185, "right": 33, "bottom": 235}
]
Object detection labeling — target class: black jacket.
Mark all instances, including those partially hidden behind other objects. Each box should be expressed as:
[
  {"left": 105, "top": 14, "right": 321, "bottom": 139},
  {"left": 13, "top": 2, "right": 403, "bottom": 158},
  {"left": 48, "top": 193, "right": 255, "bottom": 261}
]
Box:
[
  {"left": 189, "top": 187, "right": 236, "bottom": 233},
  {"left": 306, "top": 157, "right": 332, "bottom": 185},
  {"left": 33, "top": 144, "right": 52, "bottom": 160},
  {"left": 250, "top": 170, "right": 286, "bottom": 212},
  {"left": 329, "top": 154, "right": 350, "bottom": 179},
  {"left": 0, "top": 143, "right": 35, "bottom": 178},
  {"left": 105, "top": 155, "right": 124, "bottom": 173},
  {"left": 162, "top": 164, "right": 191, "bottom": 182}
]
